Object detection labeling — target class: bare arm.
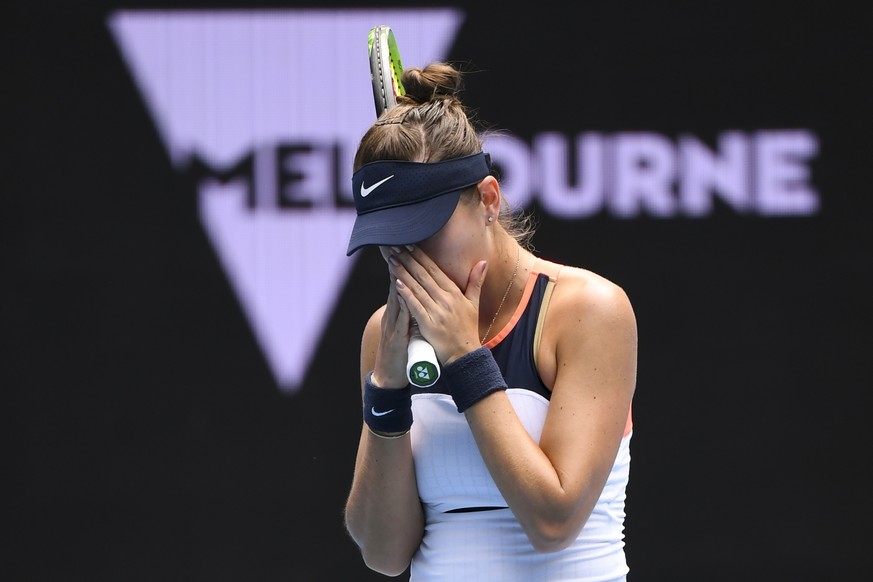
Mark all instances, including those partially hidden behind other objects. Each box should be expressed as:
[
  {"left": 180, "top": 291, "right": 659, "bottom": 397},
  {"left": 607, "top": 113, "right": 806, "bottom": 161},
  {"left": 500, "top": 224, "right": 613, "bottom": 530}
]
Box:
[
  {"left": 387, "top": 244, "right": 637, "bottom": 553},
  {"left": 465, "top": 271, "right": 637, "bottom": 551},
  {"left": 344, "top": 283, "right": 425, "bottom": 575}
]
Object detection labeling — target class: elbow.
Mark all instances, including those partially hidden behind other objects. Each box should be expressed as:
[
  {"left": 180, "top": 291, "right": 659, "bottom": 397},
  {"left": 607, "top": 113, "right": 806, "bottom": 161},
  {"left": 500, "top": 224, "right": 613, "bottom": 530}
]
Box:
[
  {"left": 346, "top": 530, "right": 412, "bottom": 576},
  {"left": 523, "top": 516, "right": 587, "bottom": 554},
  {"left": 361, "top": 549, "right": 411, "bottom": 577},
  {"left": 344, "top": 503, "right": 421, "bottom": 576},
  {"left": 528, "top": 531, "right": 577, "bottom": 554},
  {"left": 348, "top": 525, "right": 414, "bottom": 577},
  {"left": 522, "top": 492, "right": 601, "bottom": 553}
]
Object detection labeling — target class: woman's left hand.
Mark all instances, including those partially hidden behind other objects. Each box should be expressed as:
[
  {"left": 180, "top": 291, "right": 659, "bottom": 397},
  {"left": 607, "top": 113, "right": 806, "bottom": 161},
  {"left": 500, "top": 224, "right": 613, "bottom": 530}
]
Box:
[{"left": 387, "top": 246, "right": 487, "bottom": 366}]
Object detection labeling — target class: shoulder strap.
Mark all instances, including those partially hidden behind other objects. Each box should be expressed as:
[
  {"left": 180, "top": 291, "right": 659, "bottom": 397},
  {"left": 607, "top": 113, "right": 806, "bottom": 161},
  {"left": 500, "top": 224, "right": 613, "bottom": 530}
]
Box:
[{"left": 532, "top": 273, "right": 558, "bottom": 369}]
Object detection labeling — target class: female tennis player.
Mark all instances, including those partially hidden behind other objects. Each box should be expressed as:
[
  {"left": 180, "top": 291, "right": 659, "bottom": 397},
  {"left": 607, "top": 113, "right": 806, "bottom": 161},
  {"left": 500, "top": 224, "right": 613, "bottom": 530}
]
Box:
[{"left": 344, "top": 61, "right": 638, "bottom": 581}]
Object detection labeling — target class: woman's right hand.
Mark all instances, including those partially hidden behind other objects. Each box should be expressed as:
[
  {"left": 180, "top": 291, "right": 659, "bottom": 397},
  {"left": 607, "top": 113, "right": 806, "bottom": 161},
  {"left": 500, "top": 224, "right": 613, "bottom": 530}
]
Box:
[{"left": 371, "top": 271, "right": 414, "bottom": 388}]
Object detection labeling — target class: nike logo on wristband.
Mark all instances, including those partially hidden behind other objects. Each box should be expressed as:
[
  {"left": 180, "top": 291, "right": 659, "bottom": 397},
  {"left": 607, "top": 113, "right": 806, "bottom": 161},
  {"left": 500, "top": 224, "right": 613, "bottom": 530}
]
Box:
[
  {"left": 370, "top": 406, "right": 395, "bottom": 417},
  {"left": 360, "top": 175, "right": 394, "bottom": 197}
]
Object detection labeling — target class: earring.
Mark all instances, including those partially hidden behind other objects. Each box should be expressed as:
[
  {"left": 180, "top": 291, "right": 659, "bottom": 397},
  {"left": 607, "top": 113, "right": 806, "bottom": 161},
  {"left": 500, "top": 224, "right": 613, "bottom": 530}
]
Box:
[{"left": 487, "top": 216, "right": 494, "bottom": 223}]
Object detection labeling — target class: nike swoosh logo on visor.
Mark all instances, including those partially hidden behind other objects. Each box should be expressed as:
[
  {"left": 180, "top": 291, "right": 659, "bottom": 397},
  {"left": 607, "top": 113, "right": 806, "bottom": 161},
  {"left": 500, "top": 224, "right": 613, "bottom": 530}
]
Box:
[
  {"left": 360, "top": 175, "right": 395, "bottom": 197},
  {"left": 370, "top": 406, "right": 395, "bottom": 417}
]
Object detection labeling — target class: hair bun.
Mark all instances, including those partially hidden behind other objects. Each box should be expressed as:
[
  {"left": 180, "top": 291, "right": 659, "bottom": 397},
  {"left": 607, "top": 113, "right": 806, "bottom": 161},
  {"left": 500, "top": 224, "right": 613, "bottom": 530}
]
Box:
[{"left": 400, "top": 62, "right": 463, "bottom": 104}]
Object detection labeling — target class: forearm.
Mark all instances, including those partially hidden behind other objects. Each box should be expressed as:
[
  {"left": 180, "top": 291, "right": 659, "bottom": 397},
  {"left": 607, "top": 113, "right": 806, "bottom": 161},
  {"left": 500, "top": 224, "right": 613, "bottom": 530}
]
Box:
[
  {"left": 344, "top": 428, "right": 424, "bottom": 575},
  {"left": 436, "top": 350, "right": 572, "bottom": 547},
  {"left": 463, "top": 394, "right": 605, "bottom": 552}
]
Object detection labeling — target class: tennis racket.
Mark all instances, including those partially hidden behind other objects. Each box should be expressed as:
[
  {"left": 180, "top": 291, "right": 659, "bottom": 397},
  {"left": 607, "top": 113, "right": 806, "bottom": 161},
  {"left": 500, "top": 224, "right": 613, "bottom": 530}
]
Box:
[
  {"left": 367, "top": 25, "right": 440, "bottom": 388},
  {"left": 368, "top": 25, "right": 405, "bottom": 116}
]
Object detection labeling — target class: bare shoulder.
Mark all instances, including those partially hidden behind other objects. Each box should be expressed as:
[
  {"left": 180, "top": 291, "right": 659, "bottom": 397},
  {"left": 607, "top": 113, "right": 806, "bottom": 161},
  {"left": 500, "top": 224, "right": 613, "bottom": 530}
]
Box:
[
  {"left": 539, "top": 259, "right": 635, "bottom": 321},
  {"left": 535, "top": 260, "right": 637, "bottom": 389}
]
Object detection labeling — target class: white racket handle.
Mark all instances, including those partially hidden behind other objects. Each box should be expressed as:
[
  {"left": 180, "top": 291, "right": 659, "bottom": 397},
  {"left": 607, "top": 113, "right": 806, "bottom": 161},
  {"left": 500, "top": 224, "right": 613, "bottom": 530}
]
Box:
[{"left": 407, "top": 328, "right": 440, "bottom": 388}]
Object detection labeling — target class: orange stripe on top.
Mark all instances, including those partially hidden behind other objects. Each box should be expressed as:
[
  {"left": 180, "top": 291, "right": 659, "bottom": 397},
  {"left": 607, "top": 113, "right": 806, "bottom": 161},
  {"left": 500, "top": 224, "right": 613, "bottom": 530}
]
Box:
[
  {"left": 483, "top": 270, "right": 540, "bottom": 349},
  {"left": 624, "top": 406, "right": 633, "bottom": 436}
]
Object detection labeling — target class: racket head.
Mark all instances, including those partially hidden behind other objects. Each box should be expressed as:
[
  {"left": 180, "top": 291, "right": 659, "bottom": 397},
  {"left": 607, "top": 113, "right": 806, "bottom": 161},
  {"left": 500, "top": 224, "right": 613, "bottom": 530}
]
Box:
[{"left": 368, "top": 25, "right": 405, "bottom": 117}]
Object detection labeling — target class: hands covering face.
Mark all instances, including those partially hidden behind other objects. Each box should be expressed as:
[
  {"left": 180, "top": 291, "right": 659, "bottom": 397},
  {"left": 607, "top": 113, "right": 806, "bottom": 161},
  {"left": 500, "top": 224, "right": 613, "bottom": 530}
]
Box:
[{"left": 376, "top": 246, "right": 488, "bottom": 380}]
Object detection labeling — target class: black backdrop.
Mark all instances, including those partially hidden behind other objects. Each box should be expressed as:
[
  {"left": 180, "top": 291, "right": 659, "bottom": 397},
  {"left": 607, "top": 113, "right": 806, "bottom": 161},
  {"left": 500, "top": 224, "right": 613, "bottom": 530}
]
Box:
[{"left": 9, "top": 1, "right": 873, "bottom": 581}]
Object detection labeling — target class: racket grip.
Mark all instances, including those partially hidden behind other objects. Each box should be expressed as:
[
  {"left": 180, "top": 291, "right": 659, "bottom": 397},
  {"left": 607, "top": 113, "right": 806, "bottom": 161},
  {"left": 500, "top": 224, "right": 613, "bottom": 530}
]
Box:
[{"left": 407, "top": 325, "right": 440, "bottom": 388}]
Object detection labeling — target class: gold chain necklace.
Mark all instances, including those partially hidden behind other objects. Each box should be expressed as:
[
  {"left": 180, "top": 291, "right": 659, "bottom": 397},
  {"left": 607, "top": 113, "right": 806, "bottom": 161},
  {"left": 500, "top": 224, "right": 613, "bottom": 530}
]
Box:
[{"left": 481, "top": 245, "right": 521, "bottom": 344}]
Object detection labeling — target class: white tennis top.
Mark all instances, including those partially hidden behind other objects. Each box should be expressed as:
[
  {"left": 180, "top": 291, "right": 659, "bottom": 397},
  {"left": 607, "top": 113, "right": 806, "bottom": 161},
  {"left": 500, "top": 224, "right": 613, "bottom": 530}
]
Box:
[{"left": 407, "top": 270, "right": 632, "bottom": 581}]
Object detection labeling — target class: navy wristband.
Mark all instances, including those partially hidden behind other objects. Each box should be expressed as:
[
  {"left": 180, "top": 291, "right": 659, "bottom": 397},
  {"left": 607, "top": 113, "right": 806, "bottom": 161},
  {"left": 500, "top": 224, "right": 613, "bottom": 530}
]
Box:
[
  {"left": 363, "top": 372, "right": 413, "bottom": 434},
  {"left": 442, "top": 346, "right": 507, "bottom": 413}
]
